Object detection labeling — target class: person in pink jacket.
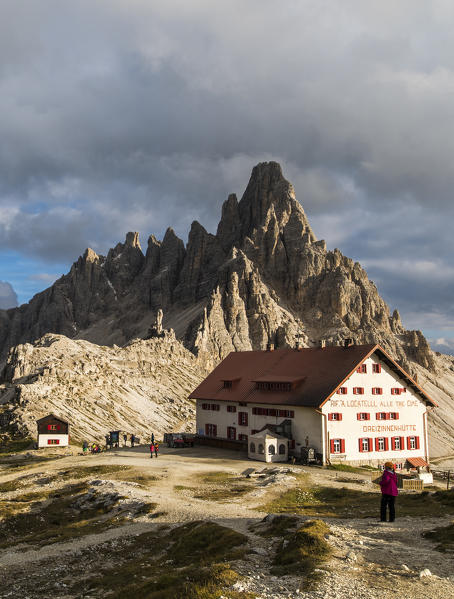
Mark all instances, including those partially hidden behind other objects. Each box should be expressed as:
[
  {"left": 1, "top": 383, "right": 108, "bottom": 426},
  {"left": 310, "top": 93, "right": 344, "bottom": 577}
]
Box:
[{"left": 379, "top": 461, "right": 398, "bottom": 522}]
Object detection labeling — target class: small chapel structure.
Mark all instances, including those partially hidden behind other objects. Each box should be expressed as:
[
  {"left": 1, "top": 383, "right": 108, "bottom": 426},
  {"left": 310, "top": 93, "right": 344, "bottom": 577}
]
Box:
[{"left": 190, "top": 341, "right": 436, "bottom": 469}]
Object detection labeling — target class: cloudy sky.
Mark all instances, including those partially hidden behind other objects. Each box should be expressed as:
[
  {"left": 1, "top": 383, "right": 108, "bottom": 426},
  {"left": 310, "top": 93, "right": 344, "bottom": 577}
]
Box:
[{"left": 1, "top": 1, "right": 453, "bottom": 352}]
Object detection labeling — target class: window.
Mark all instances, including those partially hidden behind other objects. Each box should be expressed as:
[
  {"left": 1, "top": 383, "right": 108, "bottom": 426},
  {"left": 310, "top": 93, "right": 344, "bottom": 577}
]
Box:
[
  {"left": 359, "top": 438, "right": 372, "bottom": 452},
  {"left": 279, "top": 443, "right": 286, "bottom": 455},
  {"left": 372, "top": 388, "right": 383, "bottom": 395},
  {"left": 256, "top": 381, "right": 292, "bottom": 392},
  {"left": 258, "top": 444, "right": 265, "bottom": 454},
  {"left": 391, "top": 437, "right": 403, "bottom": 450},
  {"left": 252, "top": 407, "right": 294, "bottom": 418},
  {"left": 389, "top": 412, "right": 399, "bottom": 420},
  {"left": 250, "top": 442, "right": 256, "bottom": 453},
  {"left": 238, "top": 434, "right": 248, "bottom": 442},
  {"left": 227, "top": 427, "right": 236, "bottom": 440},
  {"left": 211, "top": 404, "right": 220, "bottom": 411},
  {"left": 356, "top": 364, "right": 367, "bottom": 373},
  {"left": 47, "top": 424, "right": 60, "bottom": 431},
  {"left": 407, "top": 436, "right": 420, "bottom": 450},
  {"left": 278, "top": 410, "right": 294, "bottom": 418},
  {"left": 238, "top": 412, "right": 248, "bottom": 426},
  {"left": 227, "top": 406, "right": 236, "bottom": 413},
  {"left": 376, "top": 412, "right": 388, "bottom": 420},
  {"left": 372, "top": 364, "right": 381, "bottom": 373},
  {"left": 353, "top": 387, "right": 364, "bottom": 395},
  {"left": 202, "top": 404, "right": 220, "bottom": 411},
  {"left": 47, "top": 439, "right": 60, "bottom": 445},
  {"left": 205, "top": 424, "right": 217, "bottom": 437},
  {"left": 328, "top": 413, "right": 342, "bottom": 421},
  {"left": 391, "top": 388, "right": 402, "bottom": 395},
  {"left": 268, "top": 445, "right": 275, "bottom": 455},
  {"left": 337, "top": 387, "right": 347, "bottom": 395},
  {"left": 357, "top": 412, "right": 370, "bottom": 421},
  {"left": 375, "top": 437, "right": 388, "bottom": 451},
  {"left": 223, "top": 380, "right": 233, "bottom": 389},
  {"left": 330, "top": 439, "right": 345, "bottom": 454}
]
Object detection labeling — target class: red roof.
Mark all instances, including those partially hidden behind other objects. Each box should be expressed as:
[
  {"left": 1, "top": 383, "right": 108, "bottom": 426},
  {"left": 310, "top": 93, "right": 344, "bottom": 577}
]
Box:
[
  {"left": 407, "top": 457, "right": 429, "bottom": 467},
  {"left": 189, "top": 344, "right": 437, "bottom": 408}
]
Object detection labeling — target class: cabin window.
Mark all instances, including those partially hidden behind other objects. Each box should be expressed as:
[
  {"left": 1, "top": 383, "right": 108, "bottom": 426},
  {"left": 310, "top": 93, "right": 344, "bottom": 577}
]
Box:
[
  {"left": 372, "top": 388, "right": 383, "bottom": 395},
  {"left": 391, "top": 388, "right": 402, "bottom": 395},
  {"left": 250, "top": 442, "right": 256, "bottom": 453},
  {"left": 47, "top": 439, "right": 60, "bottom": 445},
  {"left": 359, "top": 438, "right": 372, "bottom": 452},
  {"left": 357, "top": 412, "right": 370, "bottom": 421},
  {"left": 202, "top": 404, "right": 220, "bottom": 411},
  {"left": 238, "top": 412, "right": 248, "bottom": 426},
  {"left": 279, "top": 443, "right": 286, "bottom": 455},
  {"left": 391, "top": 437, "right": 403, "bottom": 450},
  {"left": 328, "top": 413, "right": 342, "bottom": 421},
  {"left": 376, "top": 412, "right": 387, "bottom": 420},
  {"left": 356, "top": 364, "right": 367, "bottom": 373},
  {"left": 375, "top": 437, "right": 388, "bottom": 451},
  {"left": 372, "top": 364, "right": 381, "bottom": 373},
  {"left": 407, "top": 436, "right": 420, "bottom": 450},
  {"left": 227, "top": 427, "right": 236, "bottom": 440},
  {"left": 223, "top": 380, "right": 233, "bottom": 389},
  {"left": 330, "top": 439, "right": 345, "bottom": 454},
  {"left": 278, "top": 410, "right": 294, "bottom": 418},
  {"left": 337, "top": 387, "right": 347, "bottom": 395},
  {"left": 205, "top": 424, "right": 217, "bottom": 437},
  {"left": 268, "top": 445, "right": 276, "bottom": 455},
  {"left": 227, "top": 406, "right": 236, "bottom": 413},
  {"left": 353, "top": 387, "right": 364, "bottom": 395},
  {"left": 47, "top": 424, "right": 60, "bottom": 431}
]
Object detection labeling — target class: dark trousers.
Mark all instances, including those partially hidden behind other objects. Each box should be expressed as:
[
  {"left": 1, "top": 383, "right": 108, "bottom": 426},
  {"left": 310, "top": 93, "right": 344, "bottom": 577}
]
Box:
[{"left": 380, "top": 494, "right": 396, "bottom": 522}]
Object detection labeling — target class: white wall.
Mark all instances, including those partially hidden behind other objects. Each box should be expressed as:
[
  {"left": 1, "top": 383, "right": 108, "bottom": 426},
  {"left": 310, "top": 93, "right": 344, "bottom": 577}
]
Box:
[
  {"left": 322, "top": 354, "right": 428, "bottom": 465},
  {"left": 38, "top": 434, "right": 69, "bottom": 448}
]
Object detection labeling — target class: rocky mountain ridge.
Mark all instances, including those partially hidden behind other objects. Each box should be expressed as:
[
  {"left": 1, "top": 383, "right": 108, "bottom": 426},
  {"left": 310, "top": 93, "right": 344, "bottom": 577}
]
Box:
[{"left": 0, "top": 162, "right": 435, "bottom": 375}]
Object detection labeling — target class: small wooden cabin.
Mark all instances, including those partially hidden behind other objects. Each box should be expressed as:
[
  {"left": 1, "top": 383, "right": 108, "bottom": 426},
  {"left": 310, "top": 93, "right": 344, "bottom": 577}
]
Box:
[{"left": 37, "top": 414, "right": 70, "bottom": 448}]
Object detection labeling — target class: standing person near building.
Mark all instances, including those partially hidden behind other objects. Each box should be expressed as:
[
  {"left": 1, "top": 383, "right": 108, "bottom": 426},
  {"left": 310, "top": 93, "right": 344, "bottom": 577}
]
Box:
[
  {"left": 149, "top": 442, "right": 154, "bottom": 458},
  {"left": 123, "top": 433, "right": 127, "bottom": 447},
  {"left": 131, "top": 434, "right": 135, "bottom": 447},
  {"left": 151, "top": 432, "right": 155, "bottom": 445},
  {"left": 154, "top": 442, "right": 159, "bottom": 458},
  {"left": 379, "top": 461, "right": 398, "bottom": 522}
]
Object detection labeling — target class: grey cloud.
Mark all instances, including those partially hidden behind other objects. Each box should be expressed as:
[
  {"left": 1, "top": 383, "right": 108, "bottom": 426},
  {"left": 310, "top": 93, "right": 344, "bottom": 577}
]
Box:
[{"left": 0, "top": 0, "right": 453, "bottom": 336}]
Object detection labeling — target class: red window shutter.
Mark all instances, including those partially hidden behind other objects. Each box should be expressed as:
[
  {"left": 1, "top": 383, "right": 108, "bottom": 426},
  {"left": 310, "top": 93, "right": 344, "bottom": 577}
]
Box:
[
  {"left": 47, "top": 424, "right": 52, "bottom": 430},
  {"left": 289, "top": 411, "right": 294, "bottom": 418},
  {"left": 368, "top": 438, "right": 373, "bottom": 452},
  {"left": 406, "top": 436, "right": 411, "bottom": 449},
  {"left": 384, "top": 438, "right": 389, "bottom": 451},
  {"left": 340, "top": 439, "right": 345, "bottom": 453},
  {"left": 400, "top": 436, "right": 405, "bottom": 449},
  {"left": 385, "top": 413, "right": 390, "bottom": 420},
  {"left": 415, "top": 436, "right": 420, "bottom": 449},
  {"left": 375, "top": 438, "right": 379, "bottom": 451},
  {"left": 356, "top": 413, "right": 361, "bottom": 420},
  {"left": 205, "top": 424, "right": 209, "bottom": 435},
  {"left": 330, "top": 440, "right": 335, "bottom": 453},
  {"left": 338, "top": 413, "right": 342, "bottom": 421},
  {"left": 328, "top": 414, "right": 333, "bottom": 421},
  {"left": 366, "top": 413, "right": 370, "bottom": 420},
  {"left": 358, "top": 438, "right": 363, "bottom": 453},
  {"left": 391, "top": 437, "right": 396, "bottom": 450}
]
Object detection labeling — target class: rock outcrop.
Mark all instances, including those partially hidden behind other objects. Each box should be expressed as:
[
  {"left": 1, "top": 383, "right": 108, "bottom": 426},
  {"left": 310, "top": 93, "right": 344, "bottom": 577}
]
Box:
[{"left": 0, "top": 161, "right": 436, "bottom": 374}]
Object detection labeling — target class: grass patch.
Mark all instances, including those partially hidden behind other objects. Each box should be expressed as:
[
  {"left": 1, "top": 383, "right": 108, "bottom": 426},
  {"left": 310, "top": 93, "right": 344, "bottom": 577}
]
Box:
[
  {"left": 57, "top": 464, "right": 132, "bottom": 480},
  {"left": 259, "top": 485, "right": 454, "bottom": 518},
  {"left": 271, "top": 519, "right": 331, "bottom": 583},
  {"left": 0, "top": 438, "right": 34, "bottom": 455},
  {"left": 192, "top": 471, "right": 255, "bottom": 502},
  {"left": 82, "top": 521, "right": 253, "bottom": 599},
  {"left": 423, "top": 521, "right": 454, "bottom": 552},
  {"left": 0, "top": 482, "right": 125, "bottom": 547}
]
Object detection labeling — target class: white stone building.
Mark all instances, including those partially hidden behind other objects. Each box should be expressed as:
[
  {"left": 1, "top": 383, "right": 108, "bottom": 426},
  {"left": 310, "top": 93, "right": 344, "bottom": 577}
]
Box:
[{"left": 190, "top": 342, "right": 436, "bottom": 468}]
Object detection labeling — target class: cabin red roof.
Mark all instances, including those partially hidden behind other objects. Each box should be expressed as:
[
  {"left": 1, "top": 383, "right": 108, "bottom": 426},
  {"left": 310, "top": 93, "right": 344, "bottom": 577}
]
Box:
[{"left": 189, "top": 344, "right": 436, "bottom": 408}]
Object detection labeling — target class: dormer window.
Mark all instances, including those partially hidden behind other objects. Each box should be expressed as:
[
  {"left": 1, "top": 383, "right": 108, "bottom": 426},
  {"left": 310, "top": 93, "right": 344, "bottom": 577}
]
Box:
[
  {"left": 223, "top": 380, "right": 233, "bottom": 389},
  {"left": 256, "top": 381, "right": 292, "bottom": 392}
]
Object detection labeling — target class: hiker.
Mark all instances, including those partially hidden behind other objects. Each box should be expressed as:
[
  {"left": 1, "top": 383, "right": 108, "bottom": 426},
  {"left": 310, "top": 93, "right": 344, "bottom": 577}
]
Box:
[
  {"left": 379, "top": 461, "right": 398, "bottom": 522},
  {"left": 105, "top": 435, "right": 110, "bottom": 450},
  {"left": 131, "top": 434, "right": 135, "bottom": 447},
  {"left": 149, "top": 442, "right": 155, "bottom": 458},
  {"left": 82, "top": 440, "right": 88, "bottom": 454},
  {"left": 154, "top": 442, "right": 159, "bottom": 458},
  {"left": 123, "top": 433, "right": 127, "bottom": 447},
  {"left": 151, "top": 432, "right": 155, "bottom": 445}
]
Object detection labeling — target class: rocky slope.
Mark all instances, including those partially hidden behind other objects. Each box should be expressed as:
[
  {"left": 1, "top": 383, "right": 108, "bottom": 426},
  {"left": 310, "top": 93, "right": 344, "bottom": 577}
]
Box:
[
  {"left": 0, "top": 332, "right": 206, "bottom": 442},
  {"left": 0, "top": 161, "right": 452, "bottom": 453}
]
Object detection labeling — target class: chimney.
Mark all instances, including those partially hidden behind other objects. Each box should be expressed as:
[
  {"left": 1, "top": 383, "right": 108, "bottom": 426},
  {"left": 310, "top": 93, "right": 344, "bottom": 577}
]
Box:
[
  {"left": 266, "top": 343, "right": 274, "bottom": 351},
  {"left": 320, "top": 339, "right": 326, "bottom": 349},
  {"left": 344, "top": 338, "right": 354, "bottom": 348}
]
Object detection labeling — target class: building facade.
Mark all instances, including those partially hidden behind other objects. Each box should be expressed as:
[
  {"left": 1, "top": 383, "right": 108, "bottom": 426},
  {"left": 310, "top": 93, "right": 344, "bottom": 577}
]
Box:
[
  {"left": 190, "top": 343, "right": 436, "bottom": 468},
  {"left": 37, "top": 414, "right": 70, "bottom": 447}
]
